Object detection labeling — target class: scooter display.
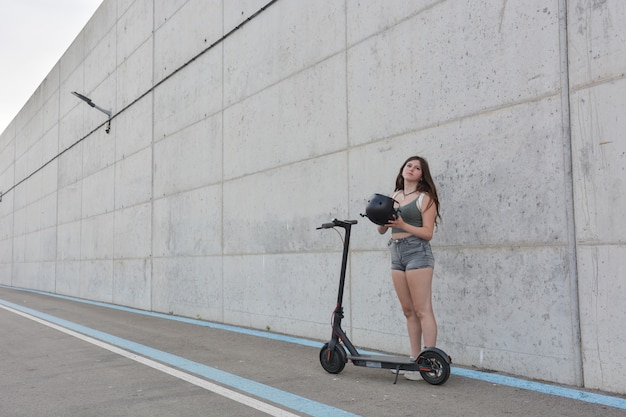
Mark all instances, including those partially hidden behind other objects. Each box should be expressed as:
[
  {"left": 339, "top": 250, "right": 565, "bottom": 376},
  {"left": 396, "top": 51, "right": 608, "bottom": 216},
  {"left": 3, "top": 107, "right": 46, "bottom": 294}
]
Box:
[{"left": 317, "top": 218, "right": 451, "bottom": 385}]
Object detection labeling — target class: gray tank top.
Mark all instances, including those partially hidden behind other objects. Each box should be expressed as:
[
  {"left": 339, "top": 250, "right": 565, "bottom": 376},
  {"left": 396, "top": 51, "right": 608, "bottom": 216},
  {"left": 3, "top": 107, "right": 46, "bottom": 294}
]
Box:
[{"left": 391, "top": 194, "right": 423, "bottom": 233}]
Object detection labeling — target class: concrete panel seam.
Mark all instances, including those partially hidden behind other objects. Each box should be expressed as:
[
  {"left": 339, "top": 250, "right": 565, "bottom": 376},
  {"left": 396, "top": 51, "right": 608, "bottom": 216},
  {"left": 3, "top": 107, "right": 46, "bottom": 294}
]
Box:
[{"left": 559, "top": 0, "right": 583, "bottom": 387}]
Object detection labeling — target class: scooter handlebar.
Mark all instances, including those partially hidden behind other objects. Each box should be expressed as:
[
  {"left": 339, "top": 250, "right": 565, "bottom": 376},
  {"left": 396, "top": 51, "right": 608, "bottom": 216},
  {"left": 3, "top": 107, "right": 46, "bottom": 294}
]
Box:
[{"left": 316, "top": 219, "right": 358, "bottom": 229}]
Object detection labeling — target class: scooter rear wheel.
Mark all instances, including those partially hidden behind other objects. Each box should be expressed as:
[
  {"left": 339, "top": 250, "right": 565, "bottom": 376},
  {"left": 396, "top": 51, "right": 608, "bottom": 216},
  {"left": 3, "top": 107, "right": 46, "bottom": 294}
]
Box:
[
  {"left": 319, "top": 342, "right": 347, "bottom": 374},
  {"left": 419, "top": 350, "right": 450, "bottom": 385}
]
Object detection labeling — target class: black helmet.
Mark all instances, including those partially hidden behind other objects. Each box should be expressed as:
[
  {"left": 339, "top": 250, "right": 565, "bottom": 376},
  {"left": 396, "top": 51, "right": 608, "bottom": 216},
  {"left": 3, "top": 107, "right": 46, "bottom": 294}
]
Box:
[{"left": 362, "top": 194, "right": 398, "bottom": 226}]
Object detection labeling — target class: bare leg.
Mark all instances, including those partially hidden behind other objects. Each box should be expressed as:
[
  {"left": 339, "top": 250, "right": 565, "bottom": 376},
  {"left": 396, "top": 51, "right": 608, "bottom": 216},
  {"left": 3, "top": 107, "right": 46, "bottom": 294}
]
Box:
[
  {"left": 406, "top": 267, "right": 437, "bottom": 348},
  {"left": 391, "top": 269, "right": 422, "bottom": 358}
]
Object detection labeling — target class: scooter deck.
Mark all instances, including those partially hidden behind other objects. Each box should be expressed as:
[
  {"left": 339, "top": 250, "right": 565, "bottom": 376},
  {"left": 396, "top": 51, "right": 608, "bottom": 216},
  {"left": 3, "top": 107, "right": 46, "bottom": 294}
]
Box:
[{"left": 347, "top": 354, "right": 420, "bottom": 371}]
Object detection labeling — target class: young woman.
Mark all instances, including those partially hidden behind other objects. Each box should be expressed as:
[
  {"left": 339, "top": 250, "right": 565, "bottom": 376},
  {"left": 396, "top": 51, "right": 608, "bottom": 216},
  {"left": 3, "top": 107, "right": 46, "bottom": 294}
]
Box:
[{"left": 377, "top": 156, "right": 441, "bottom": 380}]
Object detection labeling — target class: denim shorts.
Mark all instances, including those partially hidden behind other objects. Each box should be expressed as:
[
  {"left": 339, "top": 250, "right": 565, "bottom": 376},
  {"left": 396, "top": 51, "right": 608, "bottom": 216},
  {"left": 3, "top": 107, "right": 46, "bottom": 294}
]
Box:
[{"left": 388, "top": 236, "right": 435, "bottom": 271}]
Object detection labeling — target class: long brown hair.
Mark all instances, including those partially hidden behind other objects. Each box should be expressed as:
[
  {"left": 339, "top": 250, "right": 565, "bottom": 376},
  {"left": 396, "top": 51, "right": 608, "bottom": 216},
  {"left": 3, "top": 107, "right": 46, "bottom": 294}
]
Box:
[{"left": 394, "top": 156, "right": 441, "bottom": 223}]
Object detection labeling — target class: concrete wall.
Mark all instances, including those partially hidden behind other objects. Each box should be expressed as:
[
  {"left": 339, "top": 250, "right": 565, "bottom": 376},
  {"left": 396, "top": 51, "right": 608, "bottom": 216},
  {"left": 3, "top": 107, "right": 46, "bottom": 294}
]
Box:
[
  {"left": 567, "top": 0, "right": 626, "bottom": 394},
  {"left": 0, "top": 0, "right": 624, "bottom": 394}
]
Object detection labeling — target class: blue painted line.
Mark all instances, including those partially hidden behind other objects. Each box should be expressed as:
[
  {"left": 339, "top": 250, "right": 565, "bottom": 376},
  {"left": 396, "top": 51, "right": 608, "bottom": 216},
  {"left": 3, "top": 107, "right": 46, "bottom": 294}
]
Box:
[
  {"left": 0, "top": 297, "right": 361, "bottom": 417},
  {"left": 3, "top": 285, "right": 626, "bottom": 411},
  {"left": 6, "top": 286, "right": 324, "bottom": 348},
  {"left": 451, "top": 367, "right": 626, "bottom": 410},
  {"left": 0, "top": 285, "right": 370, "bottom": 352}
]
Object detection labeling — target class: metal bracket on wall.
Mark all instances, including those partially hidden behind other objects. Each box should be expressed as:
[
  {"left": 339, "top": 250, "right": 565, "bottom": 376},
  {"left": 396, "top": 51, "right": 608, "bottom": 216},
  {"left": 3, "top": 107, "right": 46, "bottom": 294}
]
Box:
[{"left": 71, "top": 91, "right": 112, "bottom": 134}]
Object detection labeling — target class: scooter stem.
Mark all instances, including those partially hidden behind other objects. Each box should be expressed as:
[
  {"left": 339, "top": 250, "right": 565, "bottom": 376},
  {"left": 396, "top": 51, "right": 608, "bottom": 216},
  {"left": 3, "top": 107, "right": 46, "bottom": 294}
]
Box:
[{"left": 335, "top": 221, "right": 352, "bottom": 307}]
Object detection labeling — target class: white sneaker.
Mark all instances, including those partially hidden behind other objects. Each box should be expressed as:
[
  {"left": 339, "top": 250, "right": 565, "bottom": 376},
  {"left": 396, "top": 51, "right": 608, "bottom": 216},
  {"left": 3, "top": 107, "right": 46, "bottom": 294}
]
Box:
[
  {"left": 403, "top": 371, "right": 422, "bottom": 381},
  {"left": 403, "top": 357, "right": 420, "bottom": 380}
]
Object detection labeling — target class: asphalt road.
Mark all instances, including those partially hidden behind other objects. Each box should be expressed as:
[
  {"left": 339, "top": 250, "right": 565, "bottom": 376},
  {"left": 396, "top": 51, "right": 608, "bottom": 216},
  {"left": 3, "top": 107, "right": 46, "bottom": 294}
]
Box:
[{"left": 1, "top": 286, "right": 624, "bottom": 417}]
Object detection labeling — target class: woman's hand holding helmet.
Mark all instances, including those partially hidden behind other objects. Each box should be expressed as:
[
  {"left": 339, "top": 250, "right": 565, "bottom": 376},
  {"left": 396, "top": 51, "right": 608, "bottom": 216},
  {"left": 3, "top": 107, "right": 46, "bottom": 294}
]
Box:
[{"left": 385, "top": 212, "right": 405, "bottom": 230}]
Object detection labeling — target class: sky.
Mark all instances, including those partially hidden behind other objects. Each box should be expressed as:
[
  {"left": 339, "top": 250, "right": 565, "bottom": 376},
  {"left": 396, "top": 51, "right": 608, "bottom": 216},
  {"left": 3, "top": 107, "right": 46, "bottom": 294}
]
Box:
[{"left": 0, "top": 0, "right": 103, "bottom": 134}]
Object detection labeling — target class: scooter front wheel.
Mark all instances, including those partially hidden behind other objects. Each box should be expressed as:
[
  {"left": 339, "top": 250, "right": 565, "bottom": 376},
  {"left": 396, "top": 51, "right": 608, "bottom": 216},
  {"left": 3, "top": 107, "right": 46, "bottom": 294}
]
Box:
[
  {"left": 419, "top": 350, "right": 450, "bottom": 385},
  {"left": 319, "top": 342, "right": 347, "bottom": 374}
]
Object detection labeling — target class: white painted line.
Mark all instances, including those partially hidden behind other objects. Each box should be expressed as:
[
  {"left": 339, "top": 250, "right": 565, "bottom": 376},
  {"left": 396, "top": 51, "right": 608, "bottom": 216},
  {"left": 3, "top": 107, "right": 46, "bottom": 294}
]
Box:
[{"left": 0, "top": 303, "right": 300, "bottom": 417}]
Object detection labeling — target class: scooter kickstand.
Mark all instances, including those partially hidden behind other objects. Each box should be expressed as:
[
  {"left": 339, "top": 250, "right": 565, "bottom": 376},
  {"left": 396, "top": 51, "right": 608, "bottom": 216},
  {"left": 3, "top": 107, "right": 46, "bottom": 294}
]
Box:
[{"left": 392, "top": 365, "right": 401, "bottom": 384}]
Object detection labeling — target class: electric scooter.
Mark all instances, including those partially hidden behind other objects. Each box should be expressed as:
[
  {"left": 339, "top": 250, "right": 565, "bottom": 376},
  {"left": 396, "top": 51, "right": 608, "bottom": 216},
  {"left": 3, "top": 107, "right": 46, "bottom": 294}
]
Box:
[{"left": 317, "top": 218, "right": 451, "bottom": 385}]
